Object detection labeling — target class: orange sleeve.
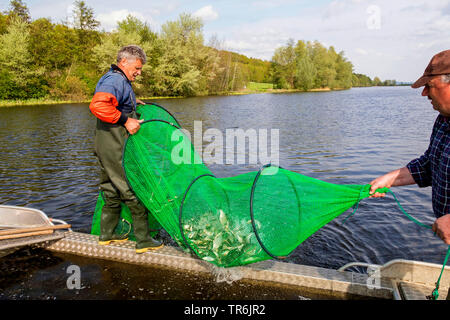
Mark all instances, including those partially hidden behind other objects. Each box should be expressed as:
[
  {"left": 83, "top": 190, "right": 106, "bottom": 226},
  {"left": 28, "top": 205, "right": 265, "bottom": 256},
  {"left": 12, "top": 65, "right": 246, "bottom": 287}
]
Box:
[{"left": 89, "top": 92, "right": 125, "bottom": 124}]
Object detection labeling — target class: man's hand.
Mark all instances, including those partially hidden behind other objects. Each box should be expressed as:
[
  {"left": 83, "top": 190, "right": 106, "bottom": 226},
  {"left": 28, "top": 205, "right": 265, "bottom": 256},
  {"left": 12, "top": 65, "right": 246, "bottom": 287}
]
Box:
[
  {"left": 124, "top": 118, "right": 144, "bottom": 135},
  {"left": 432, "top": 214, "right": 450, "bottom": 244},
  {"left": 370, "top": 173, "right": 394, "bottom": 198},
  {"left": 369, "top": 167, "right": 415, "bottom": 198},
  {"left": 136, "top": 98, "right": 145, "bottom": 105}
]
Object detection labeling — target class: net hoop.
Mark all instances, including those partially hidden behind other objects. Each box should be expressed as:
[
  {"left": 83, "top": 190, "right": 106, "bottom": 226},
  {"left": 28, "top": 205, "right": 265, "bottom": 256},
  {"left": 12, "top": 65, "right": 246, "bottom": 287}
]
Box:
[
  {"left": 249, "top": 163, "right": 300, "bottom": 260},
  {"left": 178, "top": 173, "right": 216, "bottom": 253}
]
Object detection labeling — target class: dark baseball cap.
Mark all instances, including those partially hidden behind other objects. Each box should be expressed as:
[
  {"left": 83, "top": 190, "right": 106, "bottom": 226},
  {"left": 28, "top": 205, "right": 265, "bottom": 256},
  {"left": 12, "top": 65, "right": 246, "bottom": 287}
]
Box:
[{"left": 412, "top": 49, "right": 450, "bottom": 88}]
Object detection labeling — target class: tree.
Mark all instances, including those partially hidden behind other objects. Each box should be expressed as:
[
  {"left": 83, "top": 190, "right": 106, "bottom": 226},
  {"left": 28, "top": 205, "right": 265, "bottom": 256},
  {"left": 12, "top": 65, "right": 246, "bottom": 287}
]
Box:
[
  {"left": 272, "top": 39, "right": 297, "bottom": 89},
  {"left": 334, "top": 51, "right": 353, "bottom": 89},
  {"left": 373, "top": 76, "right": 382, "bottom": 86},
  {"left": 161, "top": 12, "right": 203, "bottom": 46},
  {"left": 352, "top": 73, "right": 373, "bottom": 87},
  {"left": 72, "top": 0, "right": 99, "bottom": 31},
  {"left": 71, "top": 0, "right": 100, "bottom": 61},
  {"left": 310, "top": 42, "right": 337, "bottom": 88},
  {"left": 29, "top": 18, "right": 55, "bottom": 69},
  {"left": 6, "top": 0, "right": 30, "bottom": 23},
  {"left": 202, "top": 37, "right": 226, "bottom": 93},
  {"left": 155, "top": 13, "right": 208, "bottom": 96},
  {"left": 295, "top": 55, "right": 316, "bottom": 91},
  {"left": 293, "top": 40, "right": 316, "bottom": 91},
  {"left": 50, "top": 24, "right": 79, "bottom": 70},
  {"left": 0, "top": 13, "right": 8, "bottom": 34},
  {"left": 117, "top": 15, "right": 157, "bottom": 43},
  {"left": 0, "top": 16, "right": 46, "bottom": 98},
  {"left": 0, "top": 16, "right": 34, "bottom": 83}
]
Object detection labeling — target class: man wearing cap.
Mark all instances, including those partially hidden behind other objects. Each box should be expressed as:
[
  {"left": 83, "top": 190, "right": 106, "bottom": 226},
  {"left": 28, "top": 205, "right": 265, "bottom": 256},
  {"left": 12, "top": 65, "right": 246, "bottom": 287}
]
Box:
[{"left": 369, "top": 50, "right": 450, "bottom": 247}]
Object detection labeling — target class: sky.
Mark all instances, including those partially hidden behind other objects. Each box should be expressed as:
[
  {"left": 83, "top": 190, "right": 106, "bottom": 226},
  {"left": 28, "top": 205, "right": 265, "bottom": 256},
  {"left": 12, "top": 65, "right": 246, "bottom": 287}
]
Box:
[{"left": 2, "top": 0, "right": 450, "bottom": 82}]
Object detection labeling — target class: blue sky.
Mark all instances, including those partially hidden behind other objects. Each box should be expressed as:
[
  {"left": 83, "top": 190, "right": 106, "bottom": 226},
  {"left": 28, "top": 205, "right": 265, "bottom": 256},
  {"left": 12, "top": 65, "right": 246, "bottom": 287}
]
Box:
[{"left": 2, "top": 0, "right": 450, "bottom": 82}]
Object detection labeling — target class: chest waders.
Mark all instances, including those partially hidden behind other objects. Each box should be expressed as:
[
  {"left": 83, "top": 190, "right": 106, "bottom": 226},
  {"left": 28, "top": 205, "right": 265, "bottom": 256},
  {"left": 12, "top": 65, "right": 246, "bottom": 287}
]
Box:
[{"left": 94, "top": 111, "right": 162, "bottom": 251}]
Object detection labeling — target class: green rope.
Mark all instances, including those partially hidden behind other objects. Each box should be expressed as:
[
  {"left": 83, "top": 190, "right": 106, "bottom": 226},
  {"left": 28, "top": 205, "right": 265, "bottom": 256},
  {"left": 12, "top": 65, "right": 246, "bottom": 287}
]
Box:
[
  {"left": 427, "top": 245, "right": 450, "bottom": 300},
  {"left": 344, "top": 186, "right": 448, "bottom": 300},
  {"left": 385, "top": 189, "right": 448, "bottom": 300},
  {"left": 386, "top": 190, "right": 432, "bottom": 230},
  {"left": 342, "top": 186, "right": 367, "bottom": 224}
]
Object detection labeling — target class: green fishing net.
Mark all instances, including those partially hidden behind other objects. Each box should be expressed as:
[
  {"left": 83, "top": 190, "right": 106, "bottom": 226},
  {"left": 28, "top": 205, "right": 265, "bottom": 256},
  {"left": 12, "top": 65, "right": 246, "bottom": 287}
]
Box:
[
  {"left": 91, "top": 103, "right": 386, "bottom": 267},
  {"left": 91, "top": 191, "right": 161, "bottom": 240}
]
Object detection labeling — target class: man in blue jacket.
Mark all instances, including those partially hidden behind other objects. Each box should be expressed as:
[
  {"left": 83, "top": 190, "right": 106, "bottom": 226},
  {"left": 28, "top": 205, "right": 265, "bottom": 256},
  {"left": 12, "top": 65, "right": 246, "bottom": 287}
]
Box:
[{"left": 90, "top": 45, "right": 163, "bottom": 253}]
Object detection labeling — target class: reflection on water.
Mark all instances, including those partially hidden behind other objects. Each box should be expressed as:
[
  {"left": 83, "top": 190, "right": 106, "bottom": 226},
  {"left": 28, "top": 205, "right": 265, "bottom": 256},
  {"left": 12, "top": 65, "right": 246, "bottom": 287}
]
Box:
[
  {"left": 1, "top": 247, "right": 329, "bottom": 300},
  {"left": 0, "top": 87, "right": 448, "bottom": 287},
  {"left": 0, "top": 103, "right": 98, "bottom": 228}
]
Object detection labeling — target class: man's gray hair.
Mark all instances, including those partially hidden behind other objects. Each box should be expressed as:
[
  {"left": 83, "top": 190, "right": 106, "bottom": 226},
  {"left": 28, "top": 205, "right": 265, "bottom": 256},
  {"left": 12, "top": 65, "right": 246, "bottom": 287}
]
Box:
[
  {"left": 117, "top": 45, "right": 147, "bottom": 64},
  {"left": 442, "top": 74, "right": 450, "bottom": 84}
]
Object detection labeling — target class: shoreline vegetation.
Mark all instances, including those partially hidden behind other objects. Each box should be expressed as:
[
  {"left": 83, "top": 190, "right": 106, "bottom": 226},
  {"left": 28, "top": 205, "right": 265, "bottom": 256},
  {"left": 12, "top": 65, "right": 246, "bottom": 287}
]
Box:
[
  {"left": 0, "top": 1, "right": 400, "bottom": 107},
  {"left": 0, "top": 83, "right": 406, "bottom": 108}
]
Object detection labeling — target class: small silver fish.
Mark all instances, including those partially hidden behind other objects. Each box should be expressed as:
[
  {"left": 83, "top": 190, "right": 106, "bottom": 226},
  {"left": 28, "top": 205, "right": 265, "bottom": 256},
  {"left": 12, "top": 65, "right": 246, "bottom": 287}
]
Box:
[{"left": 219, "top": 209, "right": 228, "bottom": 227}]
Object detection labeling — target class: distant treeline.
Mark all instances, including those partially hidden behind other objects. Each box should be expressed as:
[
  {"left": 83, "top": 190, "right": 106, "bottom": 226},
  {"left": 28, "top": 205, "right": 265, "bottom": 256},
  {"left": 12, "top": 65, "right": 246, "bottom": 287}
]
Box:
[
  {"left": 352, "top": 73, "right": 399, "bottom": 87},
  {"left": 271, "top": 39, "right": 398, "bottom": 90},
  {"left": 0, "top": 0, "right": 395, "bottom": 101}
]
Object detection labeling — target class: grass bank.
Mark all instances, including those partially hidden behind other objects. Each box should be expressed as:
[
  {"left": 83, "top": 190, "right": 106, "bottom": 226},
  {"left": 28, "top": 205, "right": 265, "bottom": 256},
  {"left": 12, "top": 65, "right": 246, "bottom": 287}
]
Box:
[
  {"left": 227, "top": 82, "right": 348, "bottom": 95},
  {"left": 0, "top": 96, "right": 182, "bottom": 107},
  {"left": 0, "top": 83, "right": 350, "bottom": 107},
  {"left": 0, "top": 98, "right": 90, "bottom": 107}
]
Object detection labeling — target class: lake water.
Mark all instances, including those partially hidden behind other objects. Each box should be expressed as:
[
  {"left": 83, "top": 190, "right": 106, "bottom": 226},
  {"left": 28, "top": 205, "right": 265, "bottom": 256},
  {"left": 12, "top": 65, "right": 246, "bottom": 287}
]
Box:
[{"left": 0, "top": 87, "right": 449, "bottom": 298}]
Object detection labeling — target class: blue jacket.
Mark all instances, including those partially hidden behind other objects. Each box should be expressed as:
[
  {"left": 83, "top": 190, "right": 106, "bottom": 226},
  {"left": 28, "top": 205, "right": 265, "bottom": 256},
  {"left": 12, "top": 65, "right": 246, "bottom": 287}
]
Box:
[{"left": 89, "top": 64, "right": 137, "bottom": 125}]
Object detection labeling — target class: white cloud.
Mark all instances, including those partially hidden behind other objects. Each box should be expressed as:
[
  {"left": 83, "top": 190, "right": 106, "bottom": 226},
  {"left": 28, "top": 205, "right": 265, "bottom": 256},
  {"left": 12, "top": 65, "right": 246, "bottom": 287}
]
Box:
[
  {"left": 356, "top": 48, "right": 368, "bottom": 55},
  {"left": 96, "top": 9, "right": 156, "bottom": 31},
  {"left": 250, "top": 0, "right": 297, "bottom": 9},
  {"left": 213, "top": 0, "right": 450, "bottom": 81},
  {"left": 222, "top": 25, "right": 290, "bottom": 59},
  {"left": 193, "top": 5, "right": 219, "bottom": 22}
]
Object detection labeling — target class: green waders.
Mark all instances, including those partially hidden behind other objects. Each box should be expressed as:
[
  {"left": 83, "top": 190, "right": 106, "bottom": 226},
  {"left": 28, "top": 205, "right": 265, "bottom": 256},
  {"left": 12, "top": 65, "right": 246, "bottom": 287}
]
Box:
[{"left": 94, "top": 111, "right": 161, "bottom": 251}]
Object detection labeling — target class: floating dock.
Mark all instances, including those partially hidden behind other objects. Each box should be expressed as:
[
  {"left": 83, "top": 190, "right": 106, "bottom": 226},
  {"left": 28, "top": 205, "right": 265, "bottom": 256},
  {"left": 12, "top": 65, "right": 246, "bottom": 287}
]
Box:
[{"left": 18, "top": 230, "right": 447, "bottom": 300}]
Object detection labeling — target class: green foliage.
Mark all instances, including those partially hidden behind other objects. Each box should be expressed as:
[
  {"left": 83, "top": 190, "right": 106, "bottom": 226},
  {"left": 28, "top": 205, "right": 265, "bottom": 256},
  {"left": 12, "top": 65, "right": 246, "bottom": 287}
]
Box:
[
  {"left": 29, "top": 18, "right": 79, "bottom": 70},
  {"left": 0, "top": 70, "right": 16, "bottom": 99},
  {"left": 117, "top": 15, "right": 157, "bottom": 44},
  {"left": 6, "top": 0, "right": 30, "bottom": 23},
  {"left": 72, "top": 0, "right": 100, "bottom": 61},
  {"left": 0, "top": 1, "right": 389, "bottom": 102},
  {"left": 154, "top": 13, "right": 207, "bottom": 96},
  {"left": 247, "top": 82, "right": 273, "bottom": 91},
  {"left": 0, "top": 16, "right": 34, "bottom": 83},
  {"left": 0, "top": 16, "right": 46, "bottom": 99},
  {"left": 72, "top": 0, "right": 99, "bottom": 31},
  {"left": 272, "top": 40, "right": 355, "bottom": 91},
  {"left": 48, "top": 72, "right": 89, "bottom": 100},
  {"left": 352, "top": 73, "right": 373, "bottom": 87},
  {"left": 272, "top": 39, "right": 297, "bottom": 89},
  {"left": 0, "top": 13, "right": 7, "bottom": 34}
]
